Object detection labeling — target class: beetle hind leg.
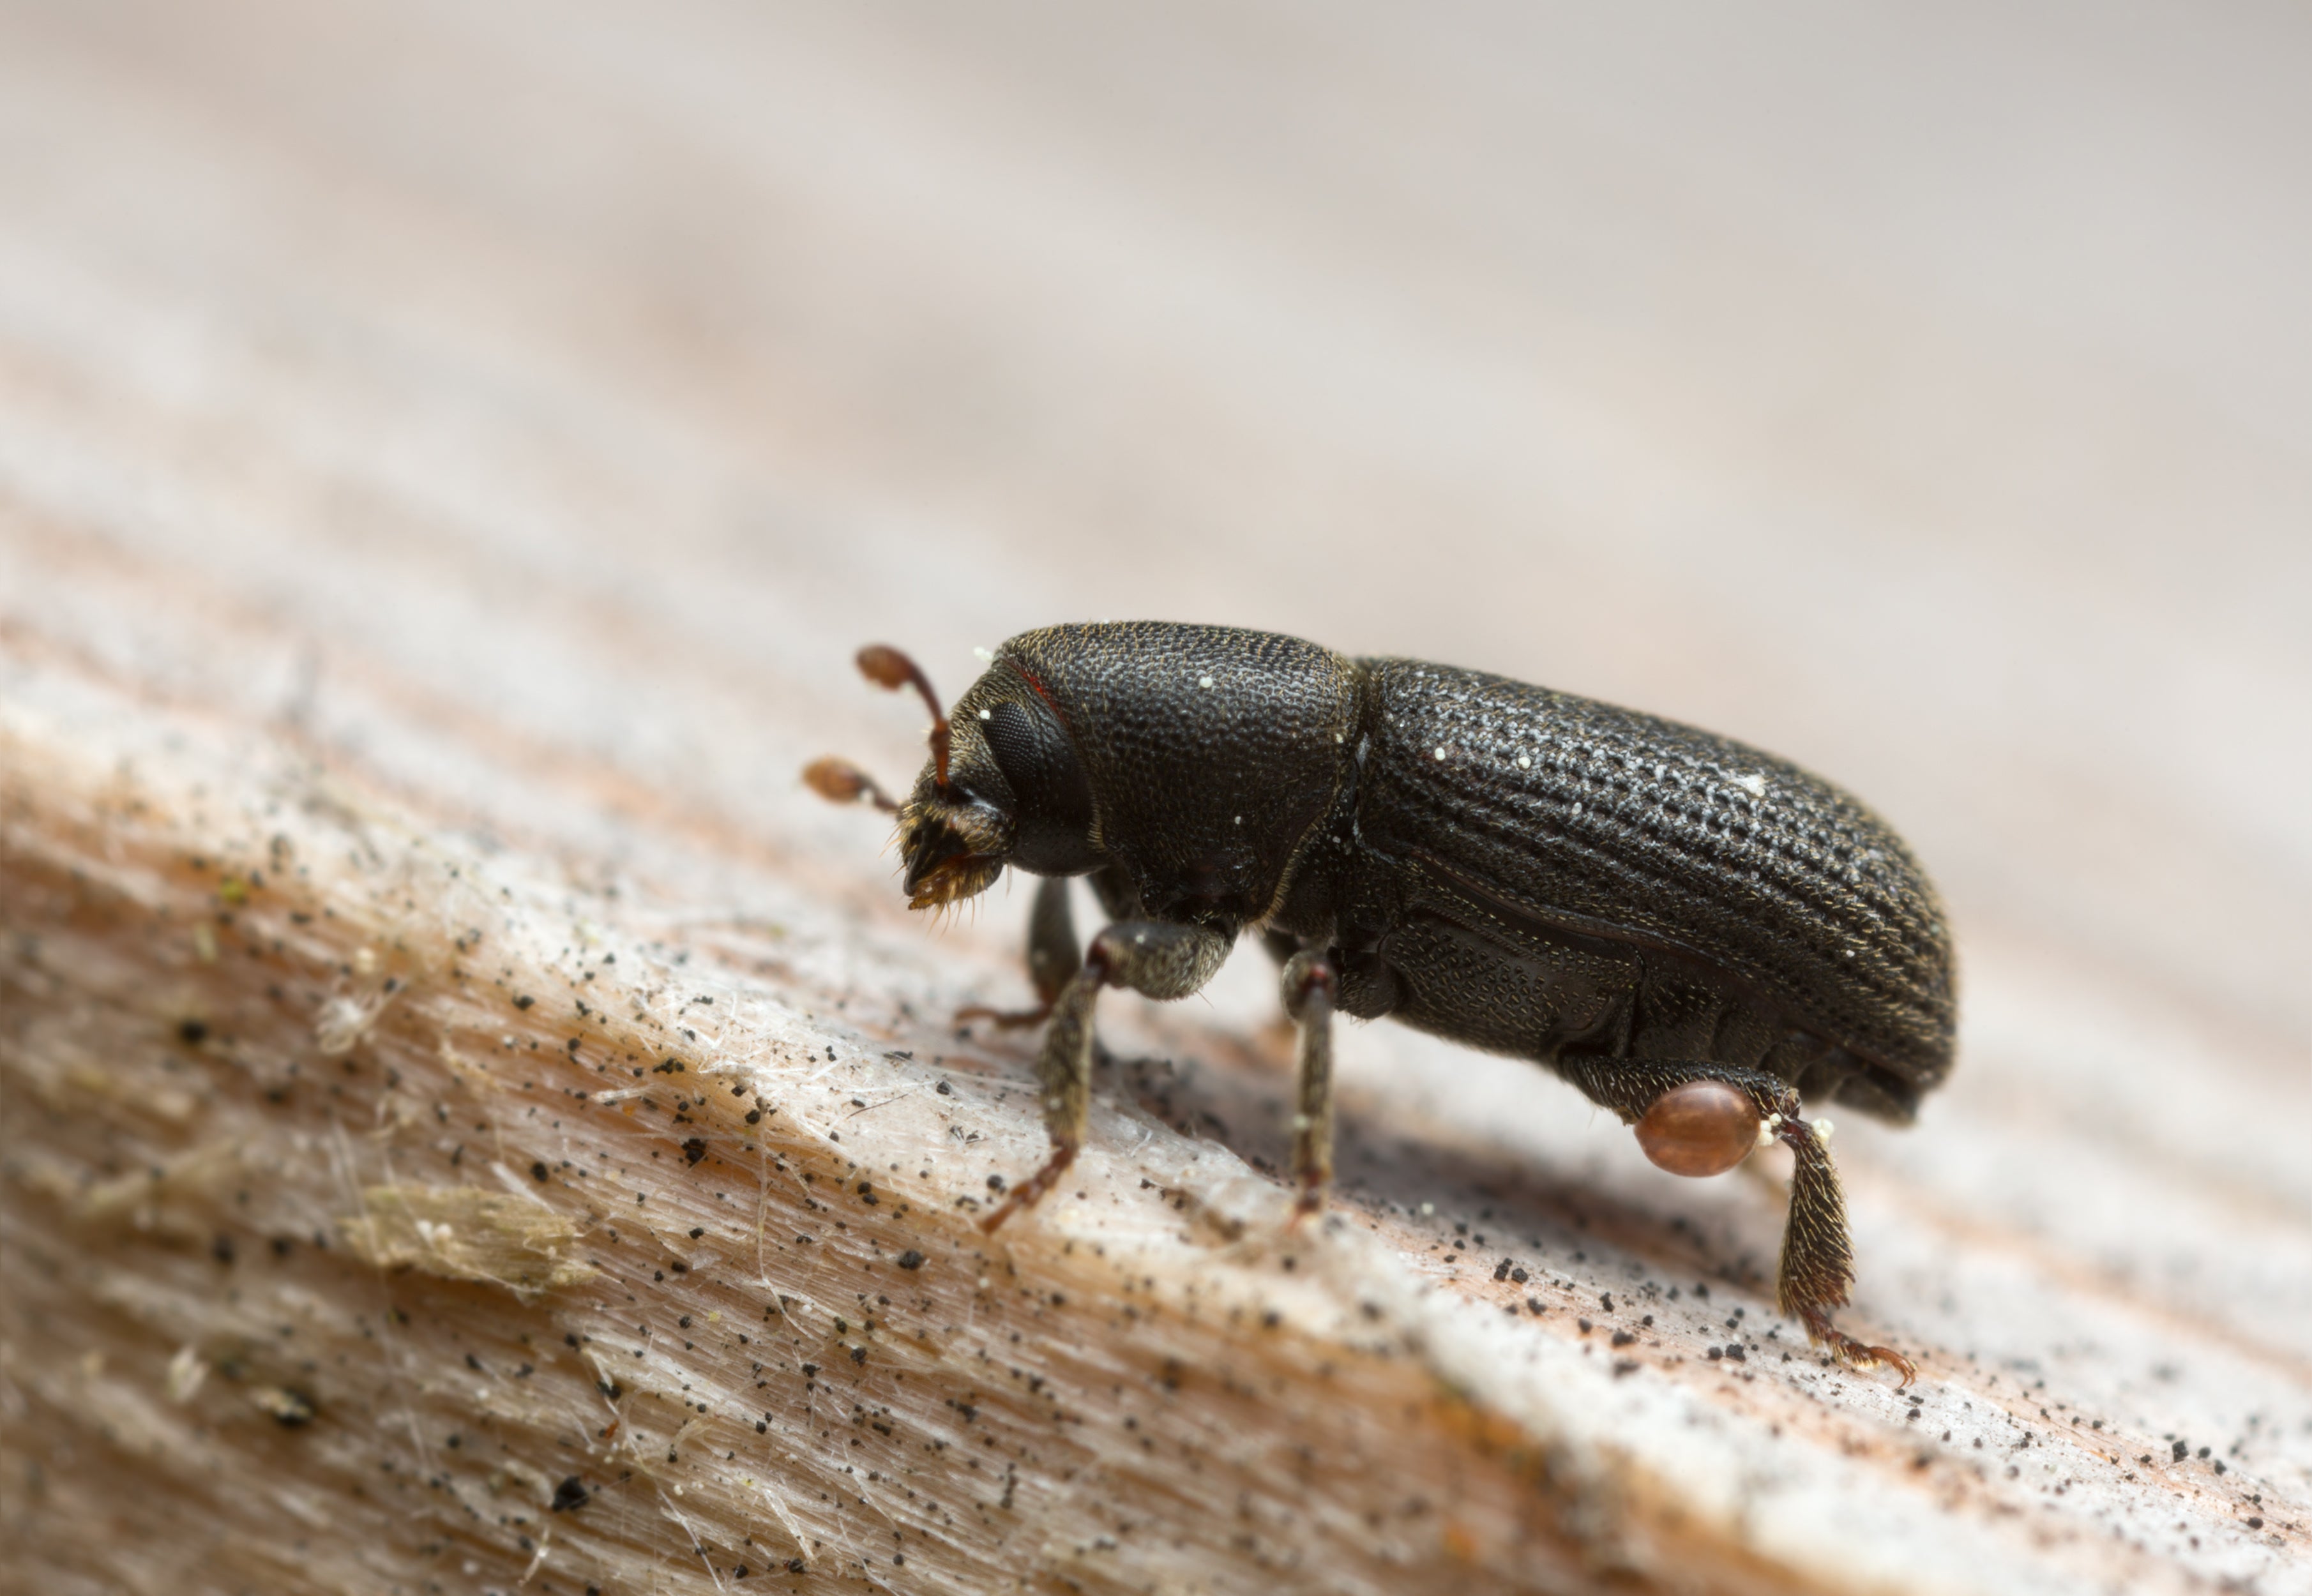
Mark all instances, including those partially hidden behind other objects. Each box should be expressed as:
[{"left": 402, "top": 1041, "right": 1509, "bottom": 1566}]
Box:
[
  {"left": 1559, "top": 1056, "right": 1915, "bottom": 1389},
  {"left": 1769, "top": 1110, "right": 1916, "bottom": 1385}
]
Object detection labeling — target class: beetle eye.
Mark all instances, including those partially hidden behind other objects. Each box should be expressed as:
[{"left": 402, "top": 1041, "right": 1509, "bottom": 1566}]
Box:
[
  {"left": 1635, "top": 1080, "right": 1758, "bottom": 1178},
  {"left": 980, "top": 697, "right": 1098, "bottom": 873}
]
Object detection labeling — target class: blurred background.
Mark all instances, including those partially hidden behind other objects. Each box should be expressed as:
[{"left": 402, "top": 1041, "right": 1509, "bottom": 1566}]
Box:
[
  {"left": 5, "top": 0, "right": 2306, "bottom": 1057},
  {"left": 4, "top": 0, "right": 2310, "bottom": 1553}
]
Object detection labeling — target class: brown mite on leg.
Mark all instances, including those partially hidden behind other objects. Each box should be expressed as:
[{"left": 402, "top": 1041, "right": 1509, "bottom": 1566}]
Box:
[
  {"left": 1635, "top": 1080, "right": 1758, "bottom": 1177},
  {"left": 1599, "top": 1066, "right": 1916, "bottom": 1387}
]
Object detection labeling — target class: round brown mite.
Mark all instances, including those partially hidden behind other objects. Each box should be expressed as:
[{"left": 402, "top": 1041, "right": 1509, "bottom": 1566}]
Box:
[{"left": 1635, "top": 1080, "right": 1759, "bottom": 1177}]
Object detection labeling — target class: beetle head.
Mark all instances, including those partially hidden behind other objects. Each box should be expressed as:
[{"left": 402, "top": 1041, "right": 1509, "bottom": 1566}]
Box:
[{"left": 822, "top": 645, "right": 1101, "bottom": 911}]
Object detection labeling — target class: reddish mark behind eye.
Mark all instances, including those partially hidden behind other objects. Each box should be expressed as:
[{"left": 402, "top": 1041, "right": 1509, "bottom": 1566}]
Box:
[{"left": 1011, "top": 662, "right": 1064, "bottom": 718}]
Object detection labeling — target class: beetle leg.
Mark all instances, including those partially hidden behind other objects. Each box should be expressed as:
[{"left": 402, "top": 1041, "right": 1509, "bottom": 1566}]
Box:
[
  {"left": 1774, "top": 1112, "right": 1917, "bottom": 1385},
  {"left": 1278, "top": 950, "right": 1338, "bottom": 1219},
  {"left": 1557, "top": 1057, "right": 1915, "bottom": 1388},
  {"left": 979, "top": 919, "right": 1231, "bottom": 1233},
  {"left": 956, "top": 875, "right": 1079, "bottom": 1029}
]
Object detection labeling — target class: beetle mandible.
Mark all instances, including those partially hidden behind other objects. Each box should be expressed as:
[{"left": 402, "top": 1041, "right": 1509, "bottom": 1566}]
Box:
[{"left": 806, "top": 622, "right": 1953, "bottom": 1383}]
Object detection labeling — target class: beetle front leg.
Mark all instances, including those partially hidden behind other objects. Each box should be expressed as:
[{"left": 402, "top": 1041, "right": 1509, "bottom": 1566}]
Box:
[
  {"left": 978, "top": 919, "right": 1231, "bottom": 1233},
  {"left": 957, "top": 875, "right": 1079, "bottom": 1030},
  {"left": 1559, "top": 1057, "right": 1914, "bottom": 1387},
  {"left": 1278, "top": 950, "right": 1337, "bottom": 1218}
]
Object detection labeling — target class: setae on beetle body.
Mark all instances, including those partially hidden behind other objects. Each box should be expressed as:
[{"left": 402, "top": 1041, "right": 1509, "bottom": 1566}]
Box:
[{"left": 808, "top": 622, "right": 1954, "bottom": 1381}]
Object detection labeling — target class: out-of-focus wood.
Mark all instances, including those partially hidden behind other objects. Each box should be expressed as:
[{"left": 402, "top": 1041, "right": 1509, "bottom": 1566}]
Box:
[{"left": 3, "top": 4, "right": 2308, "bottom": 1593}]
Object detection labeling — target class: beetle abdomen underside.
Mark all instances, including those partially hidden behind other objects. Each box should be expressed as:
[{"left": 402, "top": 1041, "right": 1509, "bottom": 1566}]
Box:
[{"left": 1354, "top": 660, "right": 1954, "bottom": 1106}]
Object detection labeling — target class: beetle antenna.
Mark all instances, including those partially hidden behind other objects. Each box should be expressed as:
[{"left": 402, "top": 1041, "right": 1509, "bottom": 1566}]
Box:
[
  {"left": 802, "top": 757, "right": 900, "bottom": 813},
  {"left": 856, "top": 644, "right": 951, "bottom": 794}
]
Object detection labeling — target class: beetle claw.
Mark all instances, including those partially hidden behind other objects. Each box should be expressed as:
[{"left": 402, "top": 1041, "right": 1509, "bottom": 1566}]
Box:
[
  {"left": 1801, "top": 1306, "right": 1917, "bottom": 1387},
  {"left": 977, "top": 1141, "right": 1077, "bottom": 1233}
]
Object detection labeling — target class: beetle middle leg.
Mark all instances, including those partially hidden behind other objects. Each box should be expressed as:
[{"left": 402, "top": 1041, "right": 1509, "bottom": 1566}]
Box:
[
  {"left": 978, "top": 918, "right": 1231, "bottom": 1233},
  {"left": 1278, "top": 949, "right": 1338, "bottom": 1218},
  {"left": 1559, "top": 1055, "right": 1915, "bottom": 1387},
  {"left": 957, "top": 875, "right": 1080, "bottom": 1030}
]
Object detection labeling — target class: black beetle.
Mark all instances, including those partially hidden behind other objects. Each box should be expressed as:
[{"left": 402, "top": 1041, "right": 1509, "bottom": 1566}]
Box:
[{"left": 807, "top": 622, "right": 1952, "bottom": 1383}]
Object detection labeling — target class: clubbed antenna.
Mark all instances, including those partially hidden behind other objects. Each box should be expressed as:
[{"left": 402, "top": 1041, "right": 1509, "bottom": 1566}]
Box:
[
  {"left": 802, "top": 757, "right": 898, "bottom": 813},
  {"left": 856, "top": 644, "right": 951, "bottom": 794}
]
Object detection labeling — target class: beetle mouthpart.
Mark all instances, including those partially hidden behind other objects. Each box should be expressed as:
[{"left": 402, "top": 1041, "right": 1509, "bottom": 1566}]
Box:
[
  {"left": 898, "top": 798, "right": 1011, "bottom": 911},
  {"left": 905, "top": 852, "right": 1003, "bottom": 911},
  {"left": 1635, "top": 1080, "right": 1759, "bottom": 1178}
]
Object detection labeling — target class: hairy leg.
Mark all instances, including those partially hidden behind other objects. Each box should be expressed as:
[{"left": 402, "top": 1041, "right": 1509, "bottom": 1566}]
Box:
[
  {"left": 1557, "top": 1054, "right": 1914, "bottom": 1386},
  {"left": 978, "top": 919, "right": 1231, "bottom": 1233}
]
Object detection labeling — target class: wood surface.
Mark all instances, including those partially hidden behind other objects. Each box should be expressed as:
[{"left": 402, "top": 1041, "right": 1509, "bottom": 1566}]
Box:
[{"left": 3, "top": 4, "right": 2308, "bottom": 1593}]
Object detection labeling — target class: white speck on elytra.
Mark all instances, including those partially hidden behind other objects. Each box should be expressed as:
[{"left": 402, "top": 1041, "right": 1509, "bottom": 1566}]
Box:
[
  {"left": 1734, "top": 772, "right": 1767, "bottom": 796},
  {"left": 1433, "top": 746, "right": 1447, "bottom": 760},
  {"left": 1198, "top": 675, "right": 1214, "bottom": 688},
  {"left": 1516, "top": 755, "right": 1532, "bottom": 768},
  {"left": 1232, "top": 815, "right": 1242, "bottom": 825}
]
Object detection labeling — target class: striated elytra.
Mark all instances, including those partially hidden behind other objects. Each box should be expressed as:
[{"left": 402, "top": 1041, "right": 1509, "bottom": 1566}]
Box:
[{"left": 809, "top": 622, "right": 1951, "bottom": 1384}]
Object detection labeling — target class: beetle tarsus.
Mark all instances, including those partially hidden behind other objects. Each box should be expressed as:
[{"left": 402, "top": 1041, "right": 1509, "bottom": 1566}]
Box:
[
  {"left": 955, "top": 1001, "right": 1054, "bottom": 1030},
  {"left": 978, "top": 1141, "right": 1078, "bottom": 1233},
  {"left": 1801, "top": 1305, "right": 1917, "bottom": 1388}
]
